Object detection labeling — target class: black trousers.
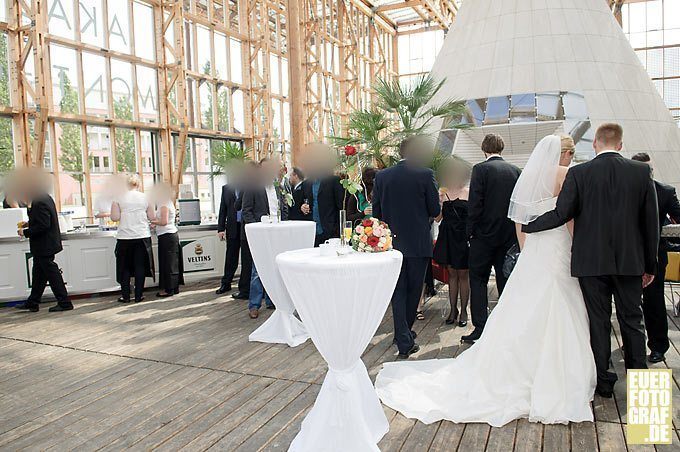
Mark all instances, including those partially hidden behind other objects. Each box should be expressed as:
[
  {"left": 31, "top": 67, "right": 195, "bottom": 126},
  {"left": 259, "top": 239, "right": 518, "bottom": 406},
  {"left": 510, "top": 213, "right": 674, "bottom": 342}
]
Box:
[
  {"left": 642, "top": 251, "right": 669, "bottom": 354},
  {"left": 392, "top": 257, "right": 429, "bottom": 354},
  {"left": 221, "top": 238, "right": 241, "bottom": 287},
  {"left": 120, "top": 241, "right": 148, "bottom": 300},
  {"left": 27, "top": 255, "right": 71, "bottom": 308},
  {"left": 424, "top": 259, "right": 434, "bottom": 292},
  {"left": 468, "top": 239, "right": 511, "bottom": 330},
  {"left": 238, "top": 238, "right": 253, "bottom": 295},
  {"left": 158, "top": 233, "right": 183, "bottom": 294},
  {"left": 579, "top": 275, "right": 647, "bottom": 392}
]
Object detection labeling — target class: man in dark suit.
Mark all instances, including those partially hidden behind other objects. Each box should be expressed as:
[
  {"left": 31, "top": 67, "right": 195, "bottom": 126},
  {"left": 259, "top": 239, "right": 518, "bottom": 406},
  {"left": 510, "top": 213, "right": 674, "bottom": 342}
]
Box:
[
  {"left": 288, "top": 167, "right": 312, "bottom": 221},
  {"left": 373, "top": 136, "right": 441, "bottom": 359},
  {"left": 307, "top": 174, "right": 344, "bottom": 246},
  {"left": 216, "top": 183, "right": 242, "bottom": 294},
  {"left": 464, "top": 134, "right": 521, "bottom": 342},
  {"left": 631, "top": 152, "right": 680, "bottom": 363},
  {"left": 16, "top": 173, "right": 73, "bottom": 313},
  {"left": 242, "top": 158, "right": 289, "bottom": 318},
  {"left": 524, "top": 124, "right": 658, "bottom": 398}
]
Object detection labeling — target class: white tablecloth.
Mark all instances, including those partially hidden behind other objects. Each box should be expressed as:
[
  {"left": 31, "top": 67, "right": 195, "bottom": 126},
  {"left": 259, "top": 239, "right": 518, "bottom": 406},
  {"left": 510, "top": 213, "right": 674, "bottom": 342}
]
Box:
[
  {"left": 277, "top": 248, "right": 403, "bottom": 451},
  {"left": 245, "top": 221, "right": 316, "bottom": 346}
]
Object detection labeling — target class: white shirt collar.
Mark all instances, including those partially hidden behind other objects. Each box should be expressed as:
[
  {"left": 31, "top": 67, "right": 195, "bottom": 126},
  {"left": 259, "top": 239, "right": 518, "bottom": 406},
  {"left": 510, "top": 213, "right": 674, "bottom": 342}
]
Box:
[
  {"left": 595, "top": 150, "right": 620, "bottom": 157},
  {"left": 294, "top": 181, "right": 303, "bottom": 190},
  {"left": 486, "top": 154, "right": 502, "bottom": 161}
]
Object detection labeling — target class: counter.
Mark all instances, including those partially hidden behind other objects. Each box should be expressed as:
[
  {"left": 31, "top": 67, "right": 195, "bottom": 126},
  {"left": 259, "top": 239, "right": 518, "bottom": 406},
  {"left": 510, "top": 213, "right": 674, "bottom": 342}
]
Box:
[{"left": 0, "top": 224, "right": 225, "bottom": 301}]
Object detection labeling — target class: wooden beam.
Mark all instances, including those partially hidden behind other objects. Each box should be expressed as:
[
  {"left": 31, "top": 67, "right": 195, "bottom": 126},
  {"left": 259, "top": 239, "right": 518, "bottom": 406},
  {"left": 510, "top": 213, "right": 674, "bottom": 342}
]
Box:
[
  {"left": 375, "top": 0, "right": 422, "bottom": 13},
  {"left": 287, "top": 0, "right": 305, "bottom": 162}
]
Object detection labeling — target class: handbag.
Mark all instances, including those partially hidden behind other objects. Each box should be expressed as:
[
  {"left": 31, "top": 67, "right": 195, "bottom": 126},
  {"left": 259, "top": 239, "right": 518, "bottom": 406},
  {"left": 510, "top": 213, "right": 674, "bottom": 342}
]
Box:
[{"left": 502, "top": 243, "right": 520, "bottom": 278}]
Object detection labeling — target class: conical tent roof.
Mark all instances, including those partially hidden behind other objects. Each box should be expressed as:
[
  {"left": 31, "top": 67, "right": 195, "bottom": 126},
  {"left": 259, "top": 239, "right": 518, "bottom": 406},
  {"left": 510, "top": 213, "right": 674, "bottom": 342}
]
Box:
[{"left": 428, "top": 0, "right": 680, "bottom": 186}]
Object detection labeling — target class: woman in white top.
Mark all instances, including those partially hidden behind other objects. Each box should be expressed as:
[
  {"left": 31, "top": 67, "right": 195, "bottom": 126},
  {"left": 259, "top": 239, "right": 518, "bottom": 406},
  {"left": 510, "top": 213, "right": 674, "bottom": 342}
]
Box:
[
  {"left": 150, "top": 182, "right": 183, "bottom": 297},
  {"left": 110, "top": 174, "right": 155, "bottom": 303}
]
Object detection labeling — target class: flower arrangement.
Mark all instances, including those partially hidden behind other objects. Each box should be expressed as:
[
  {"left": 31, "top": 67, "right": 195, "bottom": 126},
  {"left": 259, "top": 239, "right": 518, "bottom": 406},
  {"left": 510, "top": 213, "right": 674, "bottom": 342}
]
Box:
[{"left": 351, "top": 217, "right": 393, "bottom": 253}]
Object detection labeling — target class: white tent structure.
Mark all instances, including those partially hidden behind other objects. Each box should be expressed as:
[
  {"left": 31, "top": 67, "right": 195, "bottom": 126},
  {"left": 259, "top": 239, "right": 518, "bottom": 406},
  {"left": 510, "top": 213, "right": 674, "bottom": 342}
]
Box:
[{"left": 428, "top": 0, "right": 680, "bottom": 186}]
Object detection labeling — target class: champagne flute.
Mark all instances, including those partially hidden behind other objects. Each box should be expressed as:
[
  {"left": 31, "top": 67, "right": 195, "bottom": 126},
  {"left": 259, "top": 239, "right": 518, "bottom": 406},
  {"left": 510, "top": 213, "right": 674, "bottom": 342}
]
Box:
[{"left": 344, "top": 221, "right": 353, "bottom": 244}]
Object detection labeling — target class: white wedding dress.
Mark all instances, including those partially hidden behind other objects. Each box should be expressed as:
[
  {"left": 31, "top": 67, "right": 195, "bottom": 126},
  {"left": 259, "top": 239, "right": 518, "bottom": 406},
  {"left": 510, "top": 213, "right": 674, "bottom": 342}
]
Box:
[{"left": 375, "top": 137, "right": 597, "bottom": 428}]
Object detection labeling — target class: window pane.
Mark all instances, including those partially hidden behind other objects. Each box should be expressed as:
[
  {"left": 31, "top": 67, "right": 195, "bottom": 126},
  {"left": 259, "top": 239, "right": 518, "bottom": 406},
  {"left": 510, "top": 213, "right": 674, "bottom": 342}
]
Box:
[
  {"left": 647, "top": 48, "right": 663, "bottom": 78},
  {"left": 232, "top": 88, "right": 244, "bottom": 133},
  {"left": 0, "top": 116, "right": 14, "bottom": 173},
  {"left": 665, "top": 47, "right": 680, "bottom": 78},
  {"left": 137, "top": 65, "right": 158, "bottom": 123},
  {"left": 51, "top": 45, "right": 80, "bottom": 114},
  {"left": 193, "top": 137, "right": 211, "bottom": 172},
  {"left": 217, "top": 85, "right": 230, "bottom": 132},
  {"left": 200, "top": 82, "right": 213, "bottom": 129},
  {"left": 108, "top": 0, "right": 130, "bottom": 54},
  {"left": 272, "top": 98, "right": 282, "bottom": 138},
  {"left": 214, "top": 32, "right": 228, "bottom": 79},
  {"left": 510, "top": 93, "right": 536, "bottom": 123},
  {"left": 79, "top": 0, "right": 104, "bottom": 47},
  {"left": 47, "top": 0, "right": 75, "bottom": 39},
  {"left": 536, "top": 92, "right": 562, "bottom": 121},
  {"left": 0, "top": 0, "right": 7, "bottom": 22},
  {"left": 0, "top": 32, "right": 9, "bottom": 107},
  {"left": 484, "top": 96, "right": 509, "bottom": 125},
  {"left": 87, "top": 126, "right": 112, "bottom": 173},
  {"left": 111, "top": 60, "right": 134, "bottom": 120},
  {"left": 666, "top": 0, "right": 680, "bottom": 29},
  {"left": 647, "top": 1, "right": 662, "bottom": 30},
  {"left": 281, "top": 58, "right": 289, "bottom": 97},
  {"left": 270, "top": 54, "right": 280, "bottom": 95},
  {"left": 82, "top": 52, "right": 108, "bottom": 117},
  {"left": 133, "top": 1, "right": 155, "bottom": 60},
  {"left": 115, "top": 128, "right": 136, "bottom": 173},
  {"left": 196, "top": 25, "right": 211, "bottom": 75},
  {"left": 197, "top": 174, "right": 214, "bottom": 216},
  {"left": 562, "top": 92, "right": 588, "bottom": 119},
  {"left": 140, "top": 131, "right": 157, "bottom": 174},
  {"left": 55, "top": 122, "right": 87, "bottom": 215},
  {"left": 664, "top": 79, "right": 680, "bottom": 109},
  {"left": 283, "top": 102, "right": 290, "bottom": 140},
  {"left": 230, "top": 38, "right": 242, "bottom": 83}
]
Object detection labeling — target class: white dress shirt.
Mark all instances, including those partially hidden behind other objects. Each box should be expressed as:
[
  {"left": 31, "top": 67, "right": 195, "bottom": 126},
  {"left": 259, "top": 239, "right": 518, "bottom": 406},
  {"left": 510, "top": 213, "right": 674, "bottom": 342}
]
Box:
[{"left": 265, "top": 185, "right": 279, "bottom": 217}]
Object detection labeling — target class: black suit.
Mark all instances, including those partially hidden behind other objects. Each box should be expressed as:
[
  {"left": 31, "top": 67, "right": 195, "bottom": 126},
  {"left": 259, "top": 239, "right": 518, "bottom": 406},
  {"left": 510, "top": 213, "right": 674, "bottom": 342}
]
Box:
[
  {"left": 524, "top": 152, "right": 659, "bottom": 391},
  {"left": 217, "top": 184, "right": 242, "bottom": 288},
  {"left": 22, "top": 194, "right": 71, "bottom": 308},
  {"left": 643, "top": 181, "right": 680, "bottom": 354},
  {"left": 306, "top": 176, "right": 344, "bottom": 245},
  {"left": 241, "top": 186, "right": 290, "bottom": 225},
  {"left": 289, "top": 182, "right": 312, "bottom": 221},
  {"left": 373, "top": 160, "right": 440, "bottom": 354},
  {"left": 234, "top": 193, "right": 252, "bottom": 295},
  {"left": 467, "top": 156, "right": 521, "bottom": 331}
]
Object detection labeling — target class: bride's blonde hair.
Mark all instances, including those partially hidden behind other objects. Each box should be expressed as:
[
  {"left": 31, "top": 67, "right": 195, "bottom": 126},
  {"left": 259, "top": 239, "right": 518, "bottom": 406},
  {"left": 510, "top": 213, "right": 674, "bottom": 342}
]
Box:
[{"left": 559, "top": 134, "right": 575, "bottom": 154}]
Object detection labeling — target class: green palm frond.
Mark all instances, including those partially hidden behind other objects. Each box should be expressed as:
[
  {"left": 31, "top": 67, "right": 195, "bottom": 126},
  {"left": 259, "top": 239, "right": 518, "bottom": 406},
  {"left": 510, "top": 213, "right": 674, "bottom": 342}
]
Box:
[{"left": 210, "top": 141, "right": 251, "bottom": 178}]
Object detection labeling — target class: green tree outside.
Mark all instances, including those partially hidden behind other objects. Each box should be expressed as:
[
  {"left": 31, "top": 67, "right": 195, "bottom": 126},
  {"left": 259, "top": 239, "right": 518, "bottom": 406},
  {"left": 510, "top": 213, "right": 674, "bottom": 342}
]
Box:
[{"left": 0, "top": 32, "right": 14, "bottom": 173}]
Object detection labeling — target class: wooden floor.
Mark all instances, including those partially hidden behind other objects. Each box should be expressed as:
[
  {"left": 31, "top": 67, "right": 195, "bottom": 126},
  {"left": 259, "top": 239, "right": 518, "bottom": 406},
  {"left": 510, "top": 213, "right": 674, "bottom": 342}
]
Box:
[{"left": 0, "top": 280, "right": 679, "bottom": 452}]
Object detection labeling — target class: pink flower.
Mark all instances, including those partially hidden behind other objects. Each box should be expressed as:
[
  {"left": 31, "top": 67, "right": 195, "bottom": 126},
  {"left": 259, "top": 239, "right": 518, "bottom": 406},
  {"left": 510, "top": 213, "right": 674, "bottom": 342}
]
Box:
[
  {"left": 373, "top": 227, "right": 384, "bottom": 237},
  {"left": 355, "top": 225, "right": 364, "bottom": 234},
  {"left": 360, "top": 235, "right": 368, "bottom": 243}
]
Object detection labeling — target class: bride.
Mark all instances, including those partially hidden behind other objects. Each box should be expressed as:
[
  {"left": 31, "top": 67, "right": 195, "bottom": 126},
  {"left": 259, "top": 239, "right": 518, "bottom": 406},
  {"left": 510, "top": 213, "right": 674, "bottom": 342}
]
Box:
[{"left": 375, "top": 135, "right": 597, "bottom": 427}]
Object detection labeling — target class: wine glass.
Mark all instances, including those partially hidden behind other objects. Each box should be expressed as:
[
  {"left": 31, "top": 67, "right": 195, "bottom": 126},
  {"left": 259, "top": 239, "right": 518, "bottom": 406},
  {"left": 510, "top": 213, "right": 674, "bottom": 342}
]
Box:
[{"left": 344, "top": 221, "right": 353, "bottom": 244}]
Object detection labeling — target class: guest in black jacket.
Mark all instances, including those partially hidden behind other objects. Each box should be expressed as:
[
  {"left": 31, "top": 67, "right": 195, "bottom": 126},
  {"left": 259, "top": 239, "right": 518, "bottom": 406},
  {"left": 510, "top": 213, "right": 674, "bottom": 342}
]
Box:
[
  {"left": 372, "top": 136, "right": 441, "bottom": 358},
  {"left": 288, "top": 167, "right": 312, "bottom": 221},
  {"left": 464, "top": 134, "right": 521, "bottom": 342},
  {"left": 231, "top": 161, "right": 260, "bottom": 300},
  {"left": 16, "top": 170, "right": 73, "bottom": 312},
  {"left": 306, "top": 175, "right": 344, "bottom": 246},
  {"left": 632, "top": 152, "right": 680, "bottom": 363},
  {"left": 216, "top": 182, "right": 243, "bottom": 295}
]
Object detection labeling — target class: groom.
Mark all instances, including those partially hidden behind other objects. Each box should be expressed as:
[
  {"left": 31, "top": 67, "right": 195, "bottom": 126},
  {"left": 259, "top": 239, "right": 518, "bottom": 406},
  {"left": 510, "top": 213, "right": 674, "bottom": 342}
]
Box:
[{"left": 524, "top": 123, "right": 659, "bottom": 398}]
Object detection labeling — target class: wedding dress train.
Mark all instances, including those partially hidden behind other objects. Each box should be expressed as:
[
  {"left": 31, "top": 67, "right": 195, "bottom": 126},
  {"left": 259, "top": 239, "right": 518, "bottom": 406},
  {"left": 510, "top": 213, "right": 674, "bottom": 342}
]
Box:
[{"left": 375, "top": 215, "right": 596, "bottom": 427}]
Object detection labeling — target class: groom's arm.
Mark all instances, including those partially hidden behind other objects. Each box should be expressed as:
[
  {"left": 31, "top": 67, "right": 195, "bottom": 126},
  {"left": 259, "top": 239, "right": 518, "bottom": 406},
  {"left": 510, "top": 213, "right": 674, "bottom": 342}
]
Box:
[
  {"left": 522, "top": 169, "right": 579, "bottom": 233},
  {"left": 466, "top": 165, "right": 484, "bottom": 238}
]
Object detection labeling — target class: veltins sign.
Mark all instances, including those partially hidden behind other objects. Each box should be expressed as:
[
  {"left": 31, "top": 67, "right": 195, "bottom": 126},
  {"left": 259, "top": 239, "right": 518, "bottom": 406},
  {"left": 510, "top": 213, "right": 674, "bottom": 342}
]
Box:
[{"left": 181, "top": 239, "right": 215, "bottom": 273}]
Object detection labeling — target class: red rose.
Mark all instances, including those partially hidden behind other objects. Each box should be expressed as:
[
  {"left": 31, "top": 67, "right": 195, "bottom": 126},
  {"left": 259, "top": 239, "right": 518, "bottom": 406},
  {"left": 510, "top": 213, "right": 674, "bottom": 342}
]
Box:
[
  {"left": 344, "top": 145, "right": 357, "bottom": 156},
  {"left": 367, "top": 236, "right": 380, "bottom": 247},
  {"left": 362, "top": 219, "right": 372, "bottom": 228}
]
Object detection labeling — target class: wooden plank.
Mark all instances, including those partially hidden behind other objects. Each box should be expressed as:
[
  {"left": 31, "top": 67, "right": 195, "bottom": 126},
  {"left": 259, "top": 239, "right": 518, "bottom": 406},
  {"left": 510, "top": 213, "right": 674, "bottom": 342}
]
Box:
[
  {"left": 485, "top": 420, "right": 517, "bottom": 452},
  {"left": 570, "top": 422, "right": 598, "bottom": 451},
  {"left": 596, "top": 421, "right": 627, "bottom": 452},
  {"left": 377, "top": 412, "right": 416, "bottom": 451},
  {"left": 513, "top": 419, "right": 542, "bottom": 452},
  {"left": 428, "top": 421, "right": 465, "bottom": 451},
  {"left": 543, "top": 423, "right": 570, "bottom": 452},
  {"left": 457, "top": 423, "right": 490, "bottom": 451}
]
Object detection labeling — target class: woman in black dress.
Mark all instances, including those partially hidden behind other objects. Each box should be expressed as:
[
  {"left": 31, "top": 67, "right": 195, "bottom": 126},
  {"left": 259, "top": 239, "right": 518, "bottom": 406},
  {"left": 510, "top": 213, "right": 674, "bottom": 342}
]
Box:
[{"left": 433, "top": 157, "right": 472, "bottom": 326}]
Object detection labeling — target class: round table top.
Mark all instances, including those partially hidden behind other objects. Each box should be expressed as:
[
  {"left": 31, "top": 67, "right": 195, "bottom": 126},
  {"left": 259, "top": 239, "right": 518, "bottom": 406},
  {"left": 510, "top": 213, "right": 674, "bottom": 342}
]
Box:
[
  {"left": 245, "top": 220, "right": 317, "bottom": 231},
  {"left": 276, "top": 247, "right": 403, "bottom": 270}
]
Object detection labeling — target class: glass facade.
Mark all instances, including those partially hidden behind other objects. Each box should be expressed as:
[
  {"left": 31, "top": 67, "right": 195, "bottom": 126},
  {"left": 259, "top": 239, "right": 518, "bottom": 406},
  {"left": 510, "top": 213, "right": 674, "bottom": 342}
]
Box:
[{"left": 621, "top": 0, "right": 680, "bottom": 124}]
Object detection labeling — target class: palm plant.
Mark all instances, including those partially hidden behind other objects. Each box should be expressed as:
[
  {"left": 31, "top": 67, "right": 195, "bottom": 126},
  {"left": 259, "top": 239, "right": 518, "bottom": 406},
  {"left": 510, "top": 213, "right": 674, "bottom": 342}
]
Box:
[
  {"left": 210, "top": 141, "right": 251, "bottom": 178},
  {"left": 331, "top": 75, "right": 469, "bottom": 168}
]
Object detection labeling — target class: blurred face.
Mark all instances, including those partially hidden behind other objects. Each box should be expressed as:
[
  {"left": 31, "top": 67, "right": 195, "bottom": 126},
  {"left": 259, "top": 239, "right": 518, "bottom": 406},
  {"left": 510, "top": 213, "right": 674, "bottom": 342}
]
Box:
[
  {"left": 289, "top": 171, "right": 300, "bottom": 187},
  {"left": 261, "top": 158, "right": 282, "bottom": 182},
  {"left": 560, "top": 148, "right": 575, "bottom": 166}
]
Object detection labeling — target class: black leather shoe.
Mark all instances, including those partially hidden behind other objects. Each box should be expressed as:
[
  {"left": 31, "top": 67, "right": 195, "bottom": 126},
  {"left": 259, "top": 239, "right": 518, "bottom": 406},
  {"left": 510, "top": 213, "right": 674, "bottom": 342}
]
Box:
[
  {"left": 156, "top": 292, "right": 173, "bottom": 298},
  {"left": 411, "top": 330, "right": 418, "bottom": 340},
  {"left": 461, "top": 328, "right": 483, "bottom": 343},
  {"left": 215, "top": 285, "right": 231, "bottom": 295},
  {"left": 397, "top": 344, "right": 420, "bottom": 359},
  {"left": 134, "top": 296, "right": 145, "bottom": 303},
  {"left": 15, "top": 303, "right": 39, "bottom": 312},
  {"left": 232, "top": 292, "right": 249, "bottom": 300},
  {"left": 117, "top": 297, "right": 131, "bottom": 303},
  {"left": 49, "top": 304, "right": 73, "bottom": 312},
  {"left": 648, "top": 351, "right": 665, "bottom": 363},
  {"left": 595, "top": 387, "right": 614, "bottom": 399}
]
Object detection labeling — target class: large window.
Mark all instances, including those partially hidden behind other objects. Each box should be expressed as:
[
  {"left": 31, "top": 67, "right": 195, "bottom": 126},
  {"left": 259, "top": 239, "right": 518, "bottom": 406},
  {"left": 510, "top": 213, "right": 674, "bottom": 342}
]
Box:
[
  {"left": 621, "top": 0, "right": 680, "bottom": 123},
  {"left": 398, "top": 30, "right": 445, "bottom": 87}
]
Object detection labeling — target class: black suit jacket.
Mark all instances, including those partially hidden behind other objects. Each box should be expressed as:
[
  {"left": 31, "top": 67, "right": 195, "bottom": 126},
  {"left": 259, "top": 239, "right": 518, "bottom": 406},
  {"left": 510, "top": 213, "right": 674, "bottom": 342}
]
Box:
[
  {"left": 654, "top": 180, "right": 680, "bottom": 253},
  {"left": 23, "top": 194, "right": 63, "bottom": 257},
  {"left": 524, "top": 152, "right": 659, "bottom": 277},
  {"left": 305, "top": 176, "right": 344, "bottom": 237},
  {"left": 289, "top": 183, "right": 313, "bottom": 221},
  {"left": 241, "top": 185, "right": 290, "bottom": 225},
  {"left": 372, "top": 160, "right": 440, "bottom": 258},
  {"left": 217, "top": 184, "right": 240, "bottom": 239},
  {"left": 467, "top": 156, "right": 521, "bottom": 247}
]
